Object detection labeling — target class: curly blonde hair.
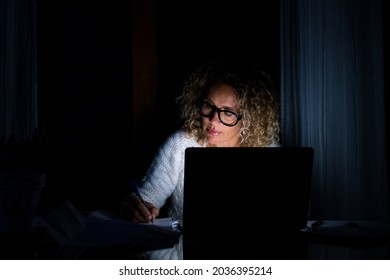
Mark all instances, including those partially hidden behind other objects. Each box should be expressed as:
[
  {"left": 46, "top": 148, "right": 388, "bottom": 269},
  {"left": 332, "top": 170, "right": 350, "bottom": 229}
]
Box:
[{"left": 176, "top": 57, "right": 280, "bottom": 147}]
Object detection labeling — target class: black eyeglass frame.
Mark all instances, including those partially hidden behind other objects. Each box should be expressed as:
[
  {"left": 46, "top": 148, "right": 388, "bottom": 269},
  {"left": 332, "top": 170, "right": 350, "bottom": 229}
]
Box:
[{"left": 197, "top": 99, "right": 242, "bottom": 127}]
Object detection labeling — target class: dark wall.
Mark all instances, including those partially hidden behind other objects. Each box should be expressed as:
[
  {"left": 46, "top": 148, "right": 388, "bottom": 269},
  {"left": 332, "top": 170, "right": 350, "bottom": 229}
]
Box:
[
  {"left": 38, "top": 2, "right": 134, "bottom": 213},
  {"left": 155, "top": 1, "right": 281, "bottom": 136},
  {"left": 39, "top": 1, "right": 280, "bottom": 214},
  {"left": 383, "top": 0, "right": 390, "bottom": 214}
]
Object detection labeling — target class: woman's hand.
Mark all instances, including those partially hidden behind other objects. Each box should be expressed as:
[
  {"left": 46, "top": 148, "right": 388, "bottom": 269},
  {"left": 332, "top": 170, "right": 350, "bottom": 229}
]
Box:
[{"left": 121, "top": 194, "right": 159, "bottom": 223}]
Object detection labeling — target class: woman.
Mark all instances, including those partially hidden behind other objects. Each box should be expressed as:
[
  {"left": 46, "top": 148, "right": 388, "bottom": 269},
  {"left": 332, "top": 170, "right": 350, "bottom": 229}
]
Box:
[{"left": 121, "top": 56, "right": 280, "bottom": 259}]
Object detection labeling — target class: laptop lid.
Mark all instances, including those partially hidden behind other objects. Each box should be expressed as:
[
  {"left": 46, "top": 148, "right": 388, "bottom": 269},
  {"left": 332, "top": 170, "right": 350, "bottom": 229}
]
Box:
[{"left": 182, "top": 147, "right": 314, "bottom": 259}]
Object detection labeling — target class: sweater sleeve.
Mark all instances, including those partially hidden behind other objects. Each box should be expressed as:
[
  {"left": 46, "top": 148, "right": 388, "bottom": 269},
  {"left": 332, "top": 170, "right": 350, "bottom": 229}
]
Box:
[{"left": 138, "top": 131, "right": 197, "bottom": 209}]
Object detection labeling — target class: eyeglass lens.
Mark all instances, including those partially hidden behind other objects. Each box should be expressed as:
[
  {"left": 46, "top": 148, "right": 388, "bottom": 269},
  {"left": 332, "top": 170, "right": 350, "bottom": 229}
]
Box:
[{"left": 198, "top": 100, "right": 240, "bottom": 126}]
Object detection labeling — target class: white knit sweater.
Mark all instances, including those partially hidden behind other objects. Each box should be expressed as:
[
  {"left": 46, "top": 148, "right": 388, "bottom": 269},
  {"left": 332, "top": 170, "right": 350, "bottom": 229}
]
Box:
[{"left": 138, "top": 130, "right": 202, "bottom": 260}]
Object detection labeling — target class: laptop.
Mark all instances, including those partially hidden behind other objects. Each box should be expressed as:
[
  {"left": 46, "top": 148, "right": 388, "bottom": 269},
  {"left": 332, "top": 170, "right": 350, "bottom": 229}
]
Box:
[{"left": 182, "top": 147, "right": 314, "bottom": 259}]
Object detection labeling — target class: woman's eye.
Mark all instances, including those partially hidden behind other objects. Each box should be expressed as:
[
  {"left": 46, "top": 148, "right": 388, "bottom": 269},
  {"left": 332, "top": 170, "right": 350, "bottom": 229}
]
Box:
[
  {"left": 223, "top": 111, "right": 234, "bottom": 117},
  {"left": 203, "top": 104, "right": 212, "bottom": 111}
]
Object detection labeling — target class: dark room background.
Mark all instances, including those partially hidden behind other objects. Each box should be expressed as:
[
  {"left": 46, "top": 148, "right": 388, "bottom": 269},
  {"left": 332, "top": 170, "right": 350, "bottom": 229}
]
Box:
[
  {"left": 1, "top": 0, "right": 387, "bottom": 223},
  {"left": 39, "top": 0, "right": 281, "bottom": 213}
]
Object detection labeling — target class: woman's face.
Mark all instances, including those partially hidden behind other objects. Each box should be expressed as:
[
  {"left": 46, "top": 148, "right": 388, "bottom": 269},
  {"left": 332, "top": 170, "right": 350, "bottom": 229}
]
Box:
[{"left": 202, "top": 83, "right": 242, "bottom": 147}]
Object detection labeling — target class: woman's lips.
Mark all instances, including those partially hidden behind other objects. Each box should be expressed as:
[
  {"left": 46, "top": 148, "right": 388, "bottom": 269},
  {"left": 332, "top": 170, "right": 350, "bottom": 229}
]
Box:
[{"left": 207, "top": 128, "right": 220, "bottom": 136}]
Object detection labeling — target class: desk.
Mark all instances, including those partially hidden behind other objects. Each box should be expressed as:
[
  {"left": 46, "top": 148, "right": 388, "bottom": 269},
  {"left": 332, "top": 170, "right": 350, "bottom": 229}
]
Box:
[
  {"left": 2, "top": 219, "right": 390, "bottom": 260},
  {"left": 1, "top": 208, "right": 180, "bottom": 260},
  {"left": 183, "top": 220, "right": 390, "bottom": 260},
  {"left": 304, "top": 220, "right": 390, "bottom": 259}
]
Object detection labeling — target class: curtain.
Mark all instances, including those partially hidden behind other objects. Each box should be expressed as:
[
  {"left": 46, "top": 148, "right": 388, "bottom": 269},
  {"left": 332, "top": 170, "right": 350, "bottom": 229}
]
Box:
[
  {"left": 0, "top": 0, "right": 37, "bottom": 142},
  {"left": 280, "top": 0, "right": 388, "bottom": 222}
]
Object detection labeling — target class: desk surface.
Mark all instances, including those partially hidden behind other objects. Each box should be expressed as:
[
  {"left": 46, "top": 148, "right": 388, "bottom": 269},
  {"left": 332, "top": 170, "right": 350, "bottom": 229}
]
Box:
[
  {"left": 306, "top": 220, "right": 390, "bottom": 248},
  {"left": 2, "top": 219, "right": 390, "bottom": 260}
]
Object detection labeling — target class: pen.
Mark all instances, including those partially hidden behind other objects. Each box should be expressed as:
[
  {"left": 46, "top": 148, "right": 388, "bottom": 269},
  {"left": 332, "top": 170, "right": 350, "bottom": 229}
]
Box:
[{"left": 130, "top": 180, "right": 153, "bottom": 223}]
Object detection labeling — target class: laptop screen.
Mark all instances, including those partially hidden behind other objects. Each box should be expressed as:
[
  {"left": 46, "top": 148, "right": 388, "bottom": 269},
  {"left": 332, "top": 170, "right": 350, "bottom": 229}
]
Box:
[{"left": 182, "top": 146, "right": 314, "bottom": 259}]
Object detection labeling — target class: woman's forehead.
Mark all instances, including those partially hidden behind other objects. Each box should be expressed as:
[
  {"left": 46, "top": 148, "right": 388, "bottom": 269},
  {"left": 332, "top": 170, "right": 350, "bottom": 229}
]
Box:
[{"left": 206, "top": 84, "right": 239, "bottom": 108}]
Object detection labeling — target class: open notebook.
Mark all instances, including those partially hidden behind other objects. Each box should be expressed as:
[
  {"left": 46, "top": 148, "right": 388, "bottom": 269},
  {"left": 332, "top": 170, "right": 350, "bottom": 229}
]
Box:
[
  {"left": 182, "top": 147, "right": 314, "bottom": 260},
  {"left": 40, "top": 201, "right": 180, "bottom": 258}
]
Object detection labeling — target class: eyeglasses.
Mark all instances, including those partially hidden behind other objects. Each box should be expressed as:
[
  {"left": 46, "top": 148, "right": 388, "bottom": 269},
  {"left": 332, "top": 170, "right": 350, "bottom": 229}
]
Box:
[{"left": 198, "top": 99, "right": 242, "bottom": 127}]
